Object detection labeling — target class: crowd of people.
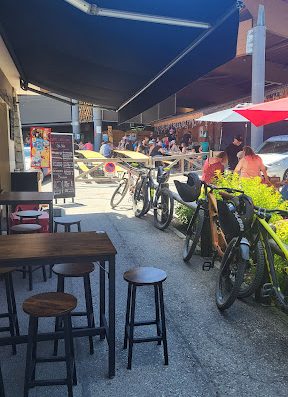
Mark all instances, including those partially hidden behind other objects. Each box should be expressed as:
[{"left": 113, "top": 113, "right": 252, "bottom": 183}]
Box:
[{"left": 117, "top": 129, "right": 209, "bottom": 158}]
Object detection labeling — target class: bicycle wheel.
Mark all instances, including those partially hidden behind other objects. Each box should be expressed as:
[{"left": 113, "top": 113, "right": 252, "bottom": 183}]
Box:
[
  {"left": 110, "top": 179, "right": 129, "bottom": 208},
  {"left": 215, "top": 238, "right": 246, "bottom": 311},
  {"left": 238, "top": 240, "right": 265, "bottom": 298},
  {"left": 153, "top": 187, "right": 174, "bottom": 231},
  {"left": 133, "top": 180, "right": 149, "bottom": 218},
  {"left": 183, "top": 207, "right": 204, "bottom": 262}
]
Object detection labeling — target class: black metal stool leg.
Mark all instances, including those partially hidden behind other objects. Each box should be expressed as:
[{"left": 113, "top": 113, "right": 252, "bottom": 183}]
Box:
[
  {"left": 53, "top": 276, "right": 65, "bottom": 355},
  {"left": 77, "top": 222, "right": 81, "bottom": 232},
  {"left": 127, "top": 285, "right": 137, "bottom": 370},
  {"left": 154, "top": 285, "right": 161, "bottom": 345},
  {"left": 158, "top": 283, "right": 168, "bottom": 365},
  {"left": 9, "top": 273, "right": 20, "bottom": 336},
  {"left": 28, "top": 267, "right": 33, "bottom": 291},
  {"left": 49, "top": 265, "right": 53, "bottom": 278},
  {"left": 4, "top": 275, "right": 16, "bottom": 355},
  {"left": 83, "top": 275, "right": 94, "bottom": 354},
  {"left": 68, "top": 316, "right": 77, "bottom": 386},
  {"left": 24, "top": 316, "right": 38, "bottom": 397},
  {"left": 31, "top": 318, "right": 39, "bottom": 382},
  {"left": 63, "top": 315, "right": 74, "bottom": 397},
  {"left": 123, "top": 283, "right": 132, "bottom": 349},
  {"left": 42, "top": 266, "right": 47, "bottom": 282},
  {"left": 0, "top": 362, "right": 5, "bottom": 397},
  {"left": 54, "top": 223, "right": 57, "bottom": 233}
]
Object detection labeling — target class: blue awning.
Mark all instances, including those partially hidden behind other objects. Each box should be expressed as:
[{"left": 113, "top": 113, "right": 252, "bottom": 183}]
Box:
[{"left": 0, "top": 0, "right": 240, "bottom": 122}]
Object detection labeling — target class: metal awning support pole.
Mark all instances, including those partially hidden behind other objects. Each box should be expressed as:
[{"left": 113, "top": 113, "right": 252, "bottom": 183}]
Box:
[
  {"left": 93, "top": 107, "right": 102, "bottom": 151},
  {"left": 250, "top": 5, "right": 266, "bottom": 150},
  {"left": 71, "top": 99, "right": 80, "bottom": 141}
]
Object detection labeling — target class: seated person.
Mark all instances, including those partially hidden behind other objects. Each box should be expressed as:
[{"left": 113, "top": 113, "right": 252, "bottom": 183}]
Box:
[{"left": 202, "top": 152, "right": 227, "bottom": 183}]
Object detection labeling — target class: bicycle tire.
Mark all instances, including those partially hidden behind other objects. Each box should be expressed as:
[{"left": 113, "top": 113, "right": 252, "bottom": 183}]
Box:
[
  {"left": 133, "top": 180, "right": 149, "bottom": 218},
  {"left": 153, "top": 187, "right": 174, "bottom": 231},
  {"left": 238, "top": 240, "right": 265, "bottom": 298},
  {"left": 110, "top": 179, "right": 129, "bottom": 208},
  {"left": 215, "top": 238, "right": 246, "bottom": 311},
  {"left": 183, "top": 207, "right": 204, "bottom": 262}
]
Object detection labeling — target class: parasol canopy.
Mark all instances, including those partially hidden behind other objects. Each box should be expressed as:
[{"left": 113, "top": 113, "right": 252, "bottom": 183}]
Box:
[{"left": 233, "top": 97, "right": 288, "bottom": 127}]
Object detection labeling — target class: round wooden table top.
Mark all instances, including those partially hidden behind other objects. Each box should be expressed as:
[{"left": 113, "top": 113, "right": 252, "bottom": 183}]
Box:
[
  {"left": 23, "top": 292, "right": 77, "bottom": 317},
  {"left": 16, "top": 210, "right": 43, "bottom": 218},
  {"left": 123, "top": 266, "right": 167, "bottom": 285},
  {"left": 54, "top": 216, "right": 81, "bottom": 225},
  {"left": 52, "top": 263, "right": 95, "bottom": 277}
]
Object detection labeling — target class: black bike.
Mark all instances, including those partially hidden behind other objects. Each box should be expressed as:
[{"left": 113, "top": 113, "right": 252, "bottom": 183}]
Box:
[{"left": 133, "top": 166, "right": 174, "bottom": 230}]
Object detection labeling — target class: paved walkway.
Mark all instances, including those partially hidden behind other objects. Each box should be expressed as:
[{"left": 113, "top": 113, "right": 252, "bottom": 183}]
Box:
[{"left": 1, "top": 180, "right": 288, "bottom": 396}]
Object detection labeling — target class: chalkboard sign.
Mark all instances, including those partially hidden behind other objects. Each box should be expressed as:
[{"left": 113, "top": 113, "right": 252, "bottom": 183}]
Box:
[{"left": 51, "top": 133, "right": 75, "bottom": 199}]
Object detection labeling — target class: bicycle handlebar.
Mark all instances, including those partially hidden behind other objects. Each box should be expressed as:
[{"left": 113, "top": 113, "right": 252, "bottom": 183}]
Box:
[{"left": 254, "top": 206, "right": 288, "bottom": 218}]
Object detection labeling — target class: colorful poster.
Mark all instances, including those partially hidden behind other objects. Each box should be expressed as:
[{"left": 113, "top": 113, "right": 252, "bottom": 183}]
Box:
[{"left": 30, "top": 127, "right": 51, "bottom": 168}]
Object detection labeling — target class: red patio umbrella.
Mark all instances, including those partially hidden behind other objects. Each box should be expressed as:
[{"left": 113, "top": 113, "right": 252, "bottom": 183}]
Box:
[{"left": 233, "top": 97, "right": 288, "bottom": 127}]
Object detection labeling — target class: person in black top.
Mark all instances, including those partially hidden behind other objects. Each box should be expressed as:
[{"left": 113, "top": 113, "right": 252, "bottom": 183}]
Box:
[{"left": 225, "top": 135, "right": 243, "bottom": 170}]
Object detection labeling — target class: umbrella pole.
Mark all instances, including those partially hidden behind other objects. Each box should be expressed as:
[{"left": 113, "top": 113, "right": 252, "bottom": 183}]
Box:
[
  {"left": 219, "top": 125, "right": 223, "bottom": 150},
  {"left": 244, "top": 123, "right": 247, "bottom": 146}
]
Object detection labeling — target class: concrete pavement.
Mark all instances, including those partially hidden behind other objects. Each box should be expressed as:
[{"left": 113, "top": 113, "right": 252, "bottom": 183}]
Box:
[{"left": 1, "top": 180, "right": 288, "bottom": 396}]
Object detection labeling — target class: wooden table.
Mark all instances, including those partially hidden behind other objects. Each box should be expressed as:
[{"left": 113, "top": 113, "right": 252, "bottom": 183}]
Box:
[
  {"left": 0, "top": 232, "right": 117, "bottom": 379},
  {"left": 0, "top": 192, "right": 54, "bottom": 233}
]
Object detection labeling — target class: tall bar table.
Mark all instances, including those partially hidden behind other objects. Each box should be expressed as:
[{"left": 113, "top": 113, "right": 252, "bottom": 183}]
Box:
[{"left": 0, "top": 232, "right": 116, "bottom": 390}]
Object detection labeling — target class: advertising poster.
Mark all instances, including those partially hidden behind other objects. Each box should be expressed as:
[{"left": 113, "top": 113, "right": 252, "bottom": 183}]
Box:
[
  {"left": 30, "top": 127, "right": 51, "bottom": 168},
  {"left": 50, "top": 133, "right": 75, "bottom": 199}
]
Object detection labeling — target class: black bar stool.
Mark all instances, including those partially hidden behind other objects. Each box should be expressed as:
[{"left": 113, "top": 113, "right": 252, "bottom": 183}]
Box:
[
  {"left": 0, "top": 267, "right": 20, "bottom": 355},
  {"left": 54, "top": 217, "right": 81, "bottom": 233},
  {"left": 23, "top": 292, "right": 77, "bottom": 397},
  {"left": 11, "top": 220, "right": 47, "bottom": 291},
  {"left": 52, "top": 263, "right": 95, "bottom": 355},
  {"left": 123, "top": 266, "right": 168, "bottom": 369}
]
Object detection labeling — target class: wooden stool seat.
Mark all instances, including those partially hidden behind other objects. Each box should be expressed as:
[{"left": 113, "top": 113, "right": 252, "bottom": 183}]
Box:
[
  {"left": 16, "top": 210, "right": 44, "bottom": 219},
  {"left": 23, "top": 292, "right": 77, "bottom": 318},
  {"left": 54, "top": 216, "right": 81, "bottom": 226},
  {"left": 124, "top": 267, "right": 167, "bottom": 285},
  {"left": 54, "top": 217, "right": 81, "bottom": 233},
  {"left": 11, "top": 224, "right": 42, "bottom": 233},
  {"left": 52, "top": 263, "right": 94, "bottom": 277}
]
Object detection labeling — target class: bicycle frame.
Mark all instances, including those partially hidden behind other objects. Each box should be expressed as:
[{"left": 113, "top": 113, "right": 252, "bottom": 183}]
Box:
[{"left": 253, "top": 213, "right": 288, "bottom": 306}]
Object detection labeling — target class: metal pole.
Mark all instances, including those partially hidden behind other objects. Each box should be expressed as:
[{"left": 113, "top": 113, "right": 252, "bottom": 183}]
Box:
[
  {"left": 250, "top": 5, "right": 266, "bottom": 150},
  {"left": 93, "top": 107, "right": 102, "bottom": 151},
  {"left": 71, "top": 100, "right": 80, "bottom": 140}
]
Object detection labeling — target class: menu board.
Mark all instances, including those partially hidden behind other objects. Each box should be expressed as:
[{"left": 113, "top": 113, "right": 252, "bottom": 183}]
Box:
[
  {"left": 50, "top": 133, "right": 75, "bottom": 199},
  {"left": 30, "top": 127, "right": 51, "bottom": 169}
]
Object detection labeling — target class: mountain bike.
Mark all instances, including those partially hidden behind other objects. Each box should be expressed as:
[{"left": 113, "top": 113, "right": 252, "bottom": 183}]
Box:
[
  {"left": 248, "top": 206, "right": 288, "bottom": 310},
  {"left": 175, "top": 175, "right": 264, "bottom": 310},
  {"left": 110, "top": 162, "right": 139, "bottom": 208},
  {"left": 133, "top": 165, "right": 174, "bottom": 230}
]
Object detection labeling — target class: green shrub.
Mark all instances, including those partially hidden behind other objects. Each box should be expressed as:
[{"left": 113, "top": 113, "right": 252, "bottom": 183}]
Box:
[{"left": 175, "top": 203, "right": 194, "bottom": 225}]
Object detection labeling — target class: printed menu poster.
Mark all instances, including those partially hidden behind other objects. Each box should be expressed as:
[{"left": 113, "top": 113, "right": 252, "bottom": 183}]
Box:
[
  {"left": 30, "top": 127, "right": 51, "bottom": 168},
  {"left": 50, "top": 133, "right": 75, "bottom": 199}
]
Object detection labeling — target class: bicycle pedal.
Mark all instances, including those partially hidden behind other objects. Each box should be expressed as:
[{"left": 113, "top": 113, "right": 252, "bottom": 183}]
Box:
[
  {"left": 202, "top": 261, "right": 213, "bottom": 271},
  {"left": 261, "top": 283, "right": 274, "bottom": 298}
]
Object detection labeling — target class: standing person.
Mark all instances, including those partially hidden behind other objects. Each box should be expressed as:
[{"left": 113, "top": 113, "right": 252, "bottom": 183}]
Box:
[
  {"left": 225, "top": 135, "right": 243, "bottom": 170},
  {"left": 168, "top": 128, "right": 176, "bottom": 142},
  {"left": 100, "top": 141, "right": 111, "bottom": 157},
  {"left": 234, "top": 146, "right": 269, "bottom": 182},
  {"left": 202, "top": 152, "right": 228, "bottom": 183},
  {"left": 181, "top": 130, "right": 192, "bottom": 146}
]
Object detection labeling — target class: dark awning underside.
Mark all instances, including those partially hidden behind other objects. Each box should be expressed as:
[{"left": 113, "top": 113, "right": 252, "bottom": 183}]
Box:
[{"left": 0, "top": 0, "right": 239, "bottom": 122}]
